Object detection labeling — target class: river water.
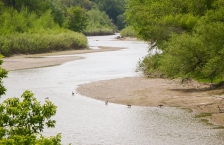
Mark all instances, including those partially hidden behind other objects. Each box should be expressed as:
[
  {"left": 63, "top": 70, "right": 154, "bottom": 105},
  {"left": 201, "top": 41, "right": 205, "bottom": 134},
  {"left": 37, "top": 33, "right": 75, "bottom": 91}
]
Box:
[{"left": 2, "top": 34, "right": 224, "bottom": 145}]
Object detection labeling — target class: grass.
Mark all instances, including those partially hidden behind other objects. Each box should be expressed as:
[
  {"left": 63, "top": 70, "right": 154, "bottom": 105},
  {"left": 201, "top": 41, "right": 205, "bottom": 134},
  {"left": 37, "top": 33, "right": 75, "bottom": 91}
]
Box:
[
  {"left": 195, "top": 113, "right": 212, "bottom": 118},
  {"left": 83, "top": 28, "right": 114, "bottom": 36},
  {"left": 0, "top": 31, "right": 87, "bottom": 57},
  {"left": 195, "top": 113, "right": 224, "bottom": 129}
]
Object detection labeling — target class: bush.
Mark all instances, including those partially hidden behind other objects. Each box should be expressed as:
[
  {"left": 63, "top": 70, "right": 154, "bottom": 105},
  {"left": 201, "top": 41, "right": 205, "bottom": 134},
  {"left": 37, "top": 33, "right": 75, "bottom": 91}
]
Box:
[
  {"left": 120, "top": 26, "right": 136, "bottom": 37},
  {"left": 0, "top": 31, "right": 87, "bottom": 56},
  {"left": 84, "top": 9, "right": 114, "bottom": 36}
]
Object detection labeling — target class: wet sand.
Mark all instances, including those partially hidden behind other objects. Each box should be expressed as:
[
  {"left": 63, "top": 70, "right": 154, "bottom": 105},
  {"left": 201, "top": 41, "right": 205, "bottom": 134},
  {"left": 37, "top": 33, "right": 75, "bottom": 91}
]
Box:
[
  {"left": 77, "top": 77, "right": 224, "bottom": 126},
  {"left": 2, "top": 43, "right": 224, "bottom": 126}
]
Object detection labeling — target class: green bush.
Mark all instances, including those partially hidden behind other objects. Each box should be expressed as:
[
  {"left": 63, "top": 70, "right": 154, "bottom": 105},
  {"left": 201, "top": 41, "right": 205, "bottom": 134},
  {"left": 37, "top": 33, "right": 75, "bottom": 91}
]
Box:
[
  {"left": 0, "top": 32, "right": 87, "bottom": 56},
  {"left": 120, "top": 26, "right": 136, "bottom": 37},
  {"left": 84, "top": 9, "right": 114, "bottom": 36},
  {"left": 84, "top": 28, "right": 114, "bottom": 36}
]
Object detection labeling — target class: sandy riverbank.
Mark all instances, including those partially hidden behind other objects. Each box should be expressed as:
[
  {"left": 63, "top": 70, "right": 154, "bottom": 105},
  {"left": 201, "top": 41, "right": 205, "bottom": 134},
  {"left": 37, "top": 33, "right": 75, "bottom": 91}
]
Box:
[
  {"left": 2, "top": 46, "right": 125, "bottom": 71},
  {"left": 2, "top": 40, "right": 224, "bottom": 127},
  {"left": 77, "top": 77, "right": 224, "bottom": 126}
]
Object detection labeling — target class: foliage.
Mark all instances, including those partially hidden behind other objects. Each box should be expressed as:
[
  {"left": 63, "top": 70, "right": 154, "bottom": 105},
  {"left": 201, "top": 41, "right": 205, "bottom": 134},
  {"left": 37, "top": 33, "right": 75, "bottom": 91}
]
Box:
[
  {"left": 0, "top": 55, "right": 61, "bottom": 144},
  {"left": 64, "top": 6, "right": 88, "bottom": 32},
  {"left": 84, "top": 9, "right": 114, "bottom": 35},
  {"left": 0, "top": 6, "right": 61, "bottom": 35},
  {"left": 0, "top": 0, "right": 49, "bottom": 14},
  {"left": 125, "top": 0, "right": 199, "bottom": 46},
  {"left": 116, "top": 14, "right": 126, "bottom": 30},
  {"left": 0, "top": 90, "right": 61, "bottom": 144},
  {"left": 93, "top": 0, "right": 127, "bottom": 29},
  {"left": 0, "top": 2, "right": 88, "bottom": 56},
  {"left": 0, "top": 0, "right": 66, "bottom": 26},
  {"left": 0, "top": 55, "right": 7, "bottom": 97},
  {"left": 47, "top": 0, "right": 66, "bottom": 26},
  {"left": 126, "top": 0, "right": 224, "bottom": 83},
  {"left": 120, "top": 26, "right": 136, "bottom": 37},
  {"left": 0, "top": 32, "right": 87, "bottom": 56}
]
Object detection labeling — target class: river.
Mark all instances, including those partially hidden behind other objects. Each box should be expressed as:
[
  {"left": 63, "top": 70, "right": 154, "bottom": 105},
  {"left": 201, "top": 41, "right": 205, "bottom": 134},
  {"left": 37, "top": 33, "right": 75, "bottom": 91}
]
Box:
[{"left": 2, "top": 34, "right": 224, "bottom": 145}]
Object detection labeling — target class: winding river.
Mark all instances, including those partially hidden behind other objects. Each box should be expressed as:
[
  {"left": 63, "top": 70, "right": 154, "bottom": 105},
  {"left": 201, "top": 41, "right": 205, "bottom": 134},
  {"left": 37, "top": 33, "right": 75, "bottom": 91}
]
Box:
[{"left": 2, "top": 34, "right": 224, "bottom": 145}]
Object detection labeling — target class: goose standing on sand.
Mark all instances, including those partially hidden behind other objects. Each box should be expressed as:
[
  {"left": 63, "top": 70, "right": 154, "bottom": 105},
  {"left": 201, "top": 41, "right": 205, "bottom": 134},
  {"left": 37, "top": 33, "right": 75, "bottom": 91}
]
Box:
[
  {"left": 158, "top": 104, "right": 163, "bottom": 108},
  {"left": 127, "top": 104, "right": 131, "bottom": 108},
  {"left": 218, "top": 105, "right": 224, "bottom": 113}
]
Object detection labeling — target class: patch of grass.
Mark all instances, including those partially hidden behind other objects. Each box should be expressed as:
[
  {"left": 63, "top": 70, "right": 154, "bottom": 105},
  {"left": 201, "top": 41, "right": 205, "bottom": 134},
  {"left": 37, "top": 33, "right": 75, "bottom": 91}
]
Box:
[
  {"left": 195, "top": 113, "right": 224, "bottom": 129},
  {"left": 213, "top": 126, "right": 224, "bottom": 129},
  {"left": 0, "top": 31, "right": 87, "bottom": 57},
  {"left": 181, "top": 107, "right": 193, "bottom": 113},
  {"left": 83, "top": 28, "right": 114, "bottom": 36},
  {"left": 200, "top": 119, "right": 213, "bottom": 126},
  {"left": 195, "top": 113, "right": 212, "bottom": 118},
  {"left": 170, "top": 106, "right": 193, "bottom": 113}
]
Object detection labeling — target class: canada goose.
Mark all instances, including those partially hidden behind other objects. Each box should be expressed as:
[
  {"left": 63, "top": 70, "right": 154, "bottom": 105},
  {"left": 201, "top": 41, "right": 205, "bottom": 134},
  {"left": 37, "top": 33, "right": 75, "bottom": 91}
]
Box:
[
  {"left": 158, "top": 104, "right": 163, "bottom": 108},
  {"left": 217, "top": 106, "right": 224, "bottom": 113},
  {"left": 105, "top": 100, "right": 108, "bottom": 105},
  {"left": 72, "top": 92, "right": 74, "bottom": 96},
  {"left": 127, "top": 104, "right": 131, "bottom": 108}
]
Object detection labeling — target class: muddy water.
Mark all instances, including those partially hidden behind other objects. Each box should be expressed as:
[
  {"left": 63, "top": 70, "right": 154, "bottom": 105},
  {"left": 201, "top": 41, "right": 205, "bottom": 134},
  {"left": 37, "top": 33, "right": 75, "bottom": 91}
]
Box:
[{"left": 2, "top": 34, "right": 224, "bottom": 145}]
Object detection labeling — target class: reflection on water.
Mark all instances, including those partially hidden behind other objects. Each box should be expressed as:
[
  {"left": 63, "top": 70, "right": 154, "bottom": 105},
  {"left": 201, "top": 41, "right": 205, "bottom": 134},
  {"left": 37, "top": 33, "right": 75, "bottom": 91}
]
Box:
[{"left": 2, "top": 34, "right": 224, "bottom": 145}]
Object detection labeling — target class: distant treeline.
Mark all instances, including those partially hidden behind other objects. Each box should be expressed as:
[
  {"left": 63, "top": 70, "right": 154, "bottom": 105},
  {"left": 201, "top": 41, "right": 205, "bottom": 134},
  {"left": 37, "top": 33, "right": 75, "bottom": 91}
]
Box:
[{"left": 0, "top": 0, "right": 127, "bottom": 56}]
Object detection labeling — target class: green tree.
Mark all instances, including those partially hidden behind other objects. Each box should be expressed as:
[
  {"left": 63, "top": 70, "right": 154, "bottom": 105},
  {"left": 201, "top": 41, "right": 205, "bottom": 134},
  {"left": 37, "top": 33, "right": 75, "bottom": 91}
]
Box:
[
  {"left": 86, "top": 9, "right": 113, "bottom": 30},
  {"left": 0, "top": 55, "right": 7, "bottom": 97},
  {"left": 47, "top": 0, "right": 66, "bottom": 27},
  {"left": 126, "top": 0, "right": 224, "bottom": 83},
  {"left": 0, "top": 56, "right": 61, "bottom": 144},
  {"left": 0, "top": 0, "right": 49, "bottom": 15},
  {"left": 96, "top": 0, "right": 127, "bottom": 25},
  {"left": 64, "top": 6, "right": 88, "bottom": 32},
  {"left": 116, "top": 14, "right": 126, "bottom": 30},
  {"left": 125, "top": 0, "right": 199, "bottom": 46}
]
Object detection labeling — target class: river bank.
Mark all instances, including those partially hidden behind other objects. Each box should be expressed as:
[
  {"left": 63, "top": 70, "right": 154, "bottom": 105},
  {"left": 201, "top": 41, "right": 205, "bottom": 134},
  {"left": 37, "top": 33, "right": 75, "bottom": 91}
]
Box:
[
  {"left": 2, "top": 39, "right": 224, "bottom": 127},
  {"left": 77, "top": 77, "right": 224, "bottom": 126},
  {"left": 2, "top": 46, "right": 125, "bottom": 71}
]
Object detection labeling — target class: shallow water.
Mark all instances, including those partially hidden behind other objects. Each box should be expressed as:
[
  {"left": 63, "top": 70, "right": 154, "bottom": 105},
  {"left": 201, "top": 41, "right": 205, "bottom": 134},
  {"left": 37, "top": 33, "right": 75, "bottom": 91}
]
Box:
[{"left": 2, "top": 34, "right": 224, "bottom": 145}]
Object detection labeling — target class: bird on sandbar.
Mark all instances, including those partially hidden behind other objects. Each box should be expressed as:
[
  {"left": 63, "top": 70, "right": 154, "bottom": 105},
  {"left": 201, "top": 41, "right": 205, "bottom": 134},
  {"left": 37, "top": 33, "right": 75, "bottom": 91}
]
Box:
[
  {"left": 157, "top": 104, "right": 163, "bottom": 108},
  {"left": 72, "top": 92, "right": 74, "bottom": 96},
  {"left": 105, "top": 100, "right": 108, "bottom": 105},
  {"left": 127, "top": 104, "right": 131, "bottom": 108}
]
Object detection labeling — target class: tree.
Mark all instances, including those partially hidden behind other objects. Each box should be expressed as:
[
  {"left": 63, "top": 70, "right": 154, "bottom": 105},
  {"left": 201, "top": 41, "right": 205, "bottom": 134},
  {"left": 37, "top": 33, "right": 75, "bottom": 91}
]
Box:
[
  {"left": 0, "top": 56, "right": 61, "bottom": 144},
  {"left": 64, "top": 6, "right": 88, "bottom": 32},
  {"left": 126, "top": 0, "right": 224, "bottom": 83},
  {"left": 125, "top": 0, "right": 199, "bottom": 46},
  {"left": 0, "top": 55, "right": 7, "bottom": 97},
  {"left": 86, "top": 9, "right": 113, "bottom": 30},
  {"left": 116, "top": 14, "right": 126, "bottom": 30},
  {"left": 97, "top": 0, "right": 127, "bottom": 25}
]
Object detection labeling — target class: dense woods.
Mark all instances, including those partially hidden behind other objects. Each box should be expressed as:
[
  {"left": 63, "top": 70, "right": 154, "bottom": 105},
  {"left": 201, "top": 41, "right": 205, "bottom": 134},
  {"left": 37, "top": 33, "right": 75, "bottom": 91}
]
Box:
[
  {"left": 0, "top": 0, "right": 127, "bottom": 56},
  {"left": 125, "top": 0, "right": 224, "bottom": 84}
]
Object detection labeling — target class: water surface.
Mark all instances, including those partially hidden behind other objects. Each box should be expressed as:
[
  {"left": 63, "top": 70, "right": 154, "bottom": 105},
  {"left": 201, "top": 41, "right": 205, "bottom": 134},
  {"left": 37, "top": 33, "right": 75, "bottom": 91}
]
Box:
[{"left": 2, "top": 34, "right": 224, "bottom": 145}]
